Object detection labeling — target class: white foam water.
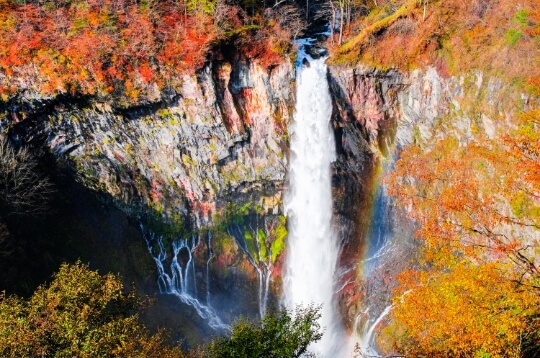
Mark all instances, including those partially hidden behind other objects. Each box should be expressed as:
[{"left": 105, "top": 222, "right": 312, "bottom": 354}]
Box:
[{"left": 283, "top": 56, "right": 348, "bottom": 356}]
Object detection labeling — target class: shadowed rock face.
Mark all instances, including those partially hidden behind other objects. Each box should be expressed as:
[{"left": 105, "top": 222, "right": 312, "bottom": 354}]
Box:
[{"left": 326, "top": 65, "right": 404, "bottom": 329}]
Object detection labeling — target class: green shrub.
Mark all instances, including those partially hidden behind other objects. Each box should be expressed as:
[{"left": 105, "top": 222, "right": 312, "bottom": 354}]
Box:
[
  {"left": 0, "top": 261, "right": 183, "bottom": 357},
  {"left": 203, "top": 305, "right": 322, "bottom": 358}
]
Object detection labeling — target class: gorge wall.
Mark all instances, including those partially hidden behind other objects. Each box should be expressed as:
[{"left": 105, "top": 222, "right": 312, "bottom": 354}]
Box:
[
  {"left": 1, "top": 57, "right": 297, "bottom": 340},
  {"left": 0, "top": 50, "right": 525, "bottom": 345},
  {"left": 327, "top": 62, "right": 535, "bottom": 338}
]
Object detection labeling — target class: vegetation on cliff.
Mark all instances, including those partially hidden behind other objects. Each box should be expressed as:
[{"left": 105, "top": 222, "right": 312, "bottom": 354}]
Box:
[
  {"left": 384, "top": 111, "right": 540, "bottom": 356},
  {"left": 326, "top": 2, "right": 540, "bottom": 353},
  {"left": 0, "top": 0, "right": 306, "bottom": 102},
  {"left": 327, "top": 1, "right": 540, "bottom": 356},
  {"left": 331, "top": 0, "right": 540, "bottom": 94}
]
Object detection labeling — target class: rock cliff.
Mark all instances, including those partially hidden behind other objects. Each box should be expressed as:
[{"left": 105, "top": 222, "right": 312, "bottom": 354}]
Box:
[
  {"left": 1, "top": 50, "right": 529, "bottom": 340},
  {"left": 326, "top": 62, "right": 535, "bottom": 331},
  {"left": 0, "top": 57, "right": 295, "bottom": 332}
]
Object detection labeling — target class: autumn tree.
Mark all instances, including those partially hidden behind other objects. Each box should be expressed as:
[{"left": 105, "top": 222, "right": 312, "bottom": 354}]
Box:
[
  {"left": 383, "top": 109, "right": 540, "bottom": 355},
  {"left": 0, "top": 0, "right": 305, "bottom": 101},
  {"left": 386, "top": 112, "right": 540, "bottom": 286},
  {"left": 383, "top": 260, "right": 539, "bottom": 357},
  {"left": 0, "top": 136, "right": 55, "bottom": 285},
  {"left": 0, "top": 261, "right": 184, "bottom": 357}
]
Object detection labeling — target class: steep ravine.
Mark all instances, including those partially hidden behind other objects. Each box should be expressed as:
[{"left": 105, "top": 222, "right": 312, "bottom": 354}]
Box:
[{"left": 0, "top": 51, "right": 525, "bottom": 349}]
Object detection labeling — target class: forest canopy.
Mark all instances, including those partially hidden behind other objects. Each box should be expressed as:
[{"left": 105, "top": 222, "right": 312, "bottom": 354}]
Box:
[
  {"left": 382, "top": 109, "right": 540, "bottom": 356},
  {"left": 0, "top": 262, "right": 323, "bottom": 357}
]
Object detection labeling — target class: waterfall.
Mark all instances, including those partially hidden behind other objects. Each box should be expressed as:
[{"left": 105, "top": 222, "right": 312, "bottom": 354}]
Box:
[
  {"left": 283, "top": 54, "right": 347, "bottom": 356},
  {"left": 141, "top": 226, "right": 230, "bottom": 332},
  {"left": 226, "top": 222, "right": 271, "bottom": 319},
  {"left": 356, "top": 305, "right": 392, "bottom": 355},
  {"left": 206, "top": 230, "right": 213, "bottom": 306}
]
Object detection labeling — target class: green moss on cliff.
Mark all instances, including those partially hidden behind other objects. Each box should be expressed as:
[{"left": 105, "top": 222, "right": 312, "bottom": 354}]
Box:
[{"left": 270, "top": 216, "right": 287, "bottom": 264}]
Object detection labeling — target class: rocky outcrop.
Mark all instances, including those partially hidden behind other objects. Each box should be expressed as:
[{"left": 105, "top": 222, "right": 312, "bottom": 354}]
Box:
[
  {"left": 40, "top": 60, "right": 293, "bottom": 216},
  {"left": 326, "top": 65, "right": 404, "bottom": 329},
  {"left": 0, "top": 58, "right": 296, "bottom": 327}
]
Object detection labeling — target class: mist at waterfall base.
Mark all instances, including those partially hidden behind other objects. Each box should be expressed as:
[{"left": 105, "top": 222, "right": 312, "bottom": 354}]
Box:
[
  {"left": 139, "top": 211, "right": 280, "bottom": 341},
  {"left": 283, "top": 55, "right": 352, "bottom": 356},
  {"left": 354, "top": 154, "right": 419, "bottom": 355},
  {"left": 142, "top": 227, "right": 230, "bottom": 333}
]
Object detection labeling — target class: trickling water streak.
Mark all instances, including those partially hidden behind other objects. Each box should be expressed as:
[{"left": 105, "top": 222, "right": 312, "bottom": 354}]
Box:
[
  {"left": 206, "top": 231, "right": 213, "bottom": 305},
  {"left": 226, "top": 223, "right": 270, "bottom": 319},
  {"left": 141, "top": 226, "right": 229, "bottom": 332},
  {"left": 283, "top": 56, "right": 346, "bottom": 356},
  {"left": 356, "top": 180, "right": 401, "bottom": 356},
  {"left": 360, "top": 305, "right": 392, "bottom": 355}
]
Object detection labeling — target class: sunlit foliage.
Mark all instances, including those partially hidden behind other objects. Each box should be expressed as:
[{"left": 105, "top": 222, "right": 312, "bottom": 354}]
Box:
[
  {"left": 384, "top": 261, "right": 539, "bottom": 357},
  {"left": 0, "top": 261, "right": 184, "bottom": 357},
  {"left": 332, "top": 0, "right": 540, "bottom": 93},
  {"left": 0, "top": 0, "right": 305, "bottom": 102},
  {"left": 384, "top": 109, "right": 540, "bottom": 356},
  {"left": 198, "top": 305, "right": 322, "bottom": 358}
]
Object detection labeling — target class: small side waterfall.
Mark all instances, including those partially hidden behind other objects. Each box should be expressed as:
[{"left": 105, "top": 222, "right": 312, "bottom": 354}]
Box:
[
  {"left": 283, "top": 53, "right": 347, "bottom": 356},
  {"left": 226, "top": 217, "right": 272, "bottom": 319},
  {"left": 356, "top": 305, "right": 392, "bottom": 355},
  {"left": 141, "top": 226, "right": 230, "bottom": 332},
  {"left": 356, "top": 173, "right": 405, "bottom": 356},
  {"left": 206, "top": 230, "right": 214, "bottom": 306}
]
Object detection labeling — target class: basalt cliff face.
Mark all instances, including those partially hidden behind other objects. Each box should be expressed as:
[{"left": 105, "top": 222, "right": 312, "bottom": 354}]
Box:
[
  {"left": 1, "top": 58, "right": 296, "bottom": 337},
  {"left": 0, "top": 52, "right": 524, "bottom": 340}
]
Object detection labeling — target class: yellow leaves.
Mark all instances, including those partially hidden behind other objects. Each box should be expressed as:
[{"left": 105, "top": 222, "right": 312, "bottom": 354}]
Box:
[
  {"left": 333, "top": 0, "right": 418, "bottom": 60},
  {"left": 386, "top": 112, "right": 540, "bottom": 272},
  {"left": 387, "top": 261, "right": 537, "bottom": 357},
  {"left": 0, "top": 262, "right": 184, "bottom": 357},
  {"left": 384, "top": 108, "right": 540, "bottom": 356}
]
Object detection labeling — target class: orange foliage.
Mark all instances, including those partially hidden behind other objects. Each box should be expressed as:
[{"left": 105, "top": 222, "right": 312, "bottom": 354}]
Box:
[
  {"left": 386, "top": 111, "right": 540, "bottom": 281},
  {"left": 0, "top": 0, "right": 298, "bottom": 102},
  {"left": 0, "top": 0, "right": 218, "bottom": 101},
  {"left": 384, "top": 261, "right": 539, "bottom": 357},
  {"left": 333, "top": 0, "right": 540, "bottom": 92},
  {"left": 383, "top": 109, "right": 540, "bottom": 355}
]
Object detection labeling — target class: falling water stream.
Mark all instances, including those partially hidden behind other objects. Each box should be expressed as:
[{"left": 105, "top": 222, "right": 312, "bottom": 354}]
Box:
[
  {"left": 283, "top": 48, "right": 349, "bottom": 356},
  {"left": 141, "top": 226, "right": 230, "bottom": 332}
]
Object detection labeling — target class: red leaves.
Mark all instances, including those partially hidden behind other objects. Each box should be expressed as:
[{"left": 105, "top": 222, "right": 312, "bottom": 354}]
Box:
[
  {"left": 0, "top": 1, "right": 217, "bottom": 99},
  {"left": 137, "top": 63, "right": 154, "bottom": 83},
  {"left": 0, "top": 0, "right": 295, "bottom": 99}
]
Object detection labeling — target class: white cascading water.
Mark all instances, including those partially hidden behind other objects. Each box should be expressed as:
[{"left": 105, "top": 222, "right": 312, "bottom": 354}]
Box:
[
  {"left": 283, "top": 54, "right": 348, "bottom": 356},
  {"left": 141, "top": 226, "right": 230, "bottom": 332}
]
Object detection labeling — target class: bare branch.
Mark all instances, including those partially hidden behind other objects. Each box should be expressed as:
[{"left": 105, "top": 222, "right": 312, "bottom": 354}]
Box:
[{"left": 0, "top": 136, "right": 54, "bottom": 217}]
